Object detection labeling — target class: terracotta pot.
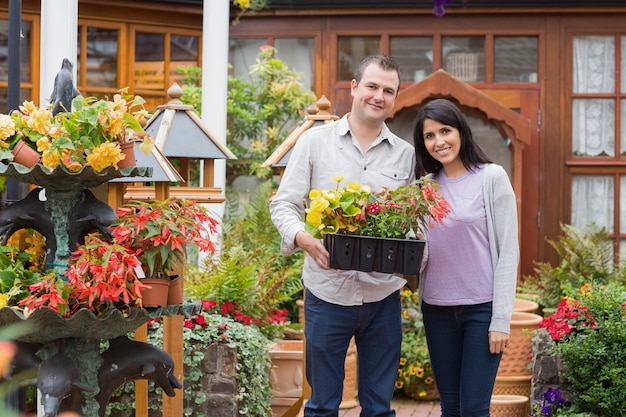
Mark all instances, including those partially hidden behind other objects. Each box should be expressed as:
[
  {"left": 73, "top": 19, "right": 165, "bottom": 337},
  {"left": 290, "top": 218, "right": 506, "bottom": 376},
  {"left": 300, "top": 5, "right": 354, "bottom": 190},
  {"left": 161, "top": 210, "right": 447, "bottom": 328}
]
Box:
[
  {"left": 498, "top": 312, "right": 543, "bottom": 377},
  {"left": 490, "top": 394, "right": 529, "bottom": 417},
  {"left": 513, "top": 298, "right": 539, "bottom": 314},
  {"left": 403, "top": 381, "right": 440, "bottom": 401},
  {"left": 139, "top": 278, "right": 170, "bottom": 307},
  {"left": 167, "top": 275, "right": 183, "bottom": 305},
  {"left": 269, "top": 340, "right": 304, "bottom": 398},
  {"left": 118, "top": 141, "right": 136, "bottom": 169},
  {"left": 11, "top": 140, "right": 41, "bottom": 168},
  {"left": 493, "top": 375, "right": 531, "bottom": 397}
]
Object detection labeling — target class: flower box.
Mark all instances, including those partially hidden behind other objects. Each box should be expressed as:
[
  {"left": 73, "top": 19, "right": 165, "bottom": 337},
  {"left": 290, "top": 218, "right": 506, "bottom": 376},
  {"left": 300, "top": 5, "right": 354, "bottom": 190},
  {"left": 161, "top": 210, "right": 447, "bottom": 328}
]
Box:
[{"left": 324, "top": 234, "right": 425, "bottom": 275}]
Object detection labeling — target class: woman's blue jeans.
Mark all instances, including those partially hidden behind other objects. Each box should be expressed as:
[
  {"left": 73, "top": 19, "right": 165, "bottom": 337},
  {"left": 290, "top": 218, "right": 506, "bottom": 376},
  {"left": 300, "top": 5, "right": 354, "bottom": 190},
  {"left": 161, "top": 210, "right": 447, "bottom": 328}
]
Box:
[
  {"left": 303, "top": 289, "right": 402, "bottom": 417},
  {"left": 421, "top": 301, "right": 502, "bottom": 417}
]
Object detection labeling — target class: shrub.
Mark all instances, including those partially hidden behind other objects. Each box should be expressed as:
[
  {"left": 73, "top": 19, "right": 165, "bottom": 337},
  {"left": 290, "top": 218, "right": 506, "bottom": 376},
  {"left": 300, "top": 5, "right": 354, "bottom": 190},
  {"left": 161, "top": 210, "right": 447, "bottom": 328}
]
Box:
[
  {"left": 177, "top": 46, "right": 316, "bottom": 182},
  {"left": 539, "top": 282, "right": 626, "bottom": 417},
  {"left": 519, "top": 223, "right": 625, "bottom": 312},
  {"left": 185, "top": 180, "right": 303, "bottom": 339}
]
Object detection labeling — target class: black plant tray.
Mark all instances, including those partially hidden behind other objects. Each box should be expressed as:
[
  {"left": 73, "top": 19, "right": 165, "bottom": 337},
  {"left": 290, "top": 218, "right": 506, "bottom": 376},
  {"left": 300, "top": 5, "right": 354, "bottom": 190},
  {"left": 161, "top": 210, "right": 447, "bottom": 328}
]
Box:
[{"left": 324, "top": 233, "right": 425, "bottom": 275}]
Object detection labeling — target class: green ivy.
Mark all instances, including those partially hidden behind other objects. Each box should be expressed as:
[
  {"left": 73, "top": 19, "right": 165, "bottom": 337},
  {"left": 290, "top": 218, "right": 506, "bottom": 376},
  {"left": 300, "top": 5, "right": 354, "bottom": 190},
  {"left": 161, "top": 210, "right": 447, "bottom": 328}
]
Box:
[{"left": 106, "top": 313, "right": 272, "bottom": 417}]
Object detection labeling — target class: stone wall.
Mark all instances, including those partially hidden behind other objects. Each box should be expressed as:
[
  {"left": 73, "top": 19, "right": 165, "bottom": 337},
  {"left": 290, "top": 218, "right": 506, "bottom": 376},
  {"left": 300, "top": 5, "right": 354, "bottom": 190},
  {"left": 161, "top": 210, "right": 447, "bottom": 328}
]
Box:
[
  {"left": 530, "top": 329, "right": 573, "bottom": 405},
  {"left": 192, "top": 342, "right": 239, "bottom": 417}
]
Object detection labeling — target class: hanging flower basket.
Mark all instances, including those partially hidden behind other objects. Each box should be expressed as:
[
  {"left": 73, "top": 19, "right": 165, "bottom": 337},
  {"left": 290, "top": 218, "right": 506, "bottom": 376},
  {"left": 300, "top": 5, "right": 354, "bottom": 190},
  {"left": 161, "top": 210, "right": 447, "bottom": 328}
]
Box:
[{"left": 324, "top": 234, "right": 425, "bottom": 275}]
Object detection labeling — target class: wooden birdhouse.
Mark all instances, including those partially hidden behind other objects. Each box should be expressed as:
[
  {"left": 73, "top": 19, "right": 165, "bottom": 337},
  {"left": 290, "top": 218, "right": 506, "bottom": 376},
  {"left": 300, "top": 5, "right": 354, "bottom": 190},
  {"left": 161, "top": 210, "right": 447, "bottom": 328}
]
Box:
[
  {"left": 262, "top": 95, "right": 339, "bottom": 181},
  {"left": 125, "top": 82, "right": 237, "bottom": 202}
]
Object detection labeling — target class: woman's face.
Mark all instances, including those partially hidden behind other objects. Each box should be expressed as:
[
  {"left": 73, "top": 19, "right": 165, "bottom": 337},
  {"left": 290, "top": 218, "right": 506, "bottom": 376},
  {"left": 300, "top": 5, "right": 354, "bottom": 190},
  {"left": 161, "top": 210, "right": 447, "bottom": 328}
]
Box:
[{"left": 422, "top": 118, "right": 462, "bottom": 170}]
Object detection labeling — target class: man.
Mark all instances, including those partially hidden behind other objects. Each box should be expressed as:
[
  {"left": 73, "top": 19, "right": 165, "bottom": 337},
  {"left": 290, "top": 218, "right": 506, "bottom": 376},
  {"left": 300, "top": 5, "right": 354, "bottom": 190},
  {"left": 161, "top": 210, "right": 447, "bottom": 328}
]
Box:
[{"left": 270, "top": 54, "right": 415, "bottom": 417}]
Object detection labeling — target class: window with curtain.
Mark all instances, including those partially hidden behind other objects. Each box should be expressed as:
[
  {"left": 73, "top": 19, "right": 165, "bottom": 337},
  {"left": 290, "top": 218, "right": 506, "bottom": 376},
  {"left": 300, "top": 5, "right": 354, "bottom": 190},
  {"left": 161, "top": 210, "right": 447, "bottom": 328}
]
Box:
[{"left": 570, "top": 35, "right": 626, "bottom": 259}]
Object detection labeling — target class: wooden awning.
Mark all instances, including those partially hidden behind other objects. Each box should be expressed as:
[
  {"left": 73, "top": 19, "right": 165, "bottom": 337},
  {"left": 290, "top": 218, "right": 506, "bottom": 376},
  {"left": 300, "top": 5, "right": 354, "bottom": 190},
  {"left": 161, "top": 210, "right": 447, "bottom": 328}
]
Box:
[{"left": 389, "top": 69, "right": 531, "bottom": 145}]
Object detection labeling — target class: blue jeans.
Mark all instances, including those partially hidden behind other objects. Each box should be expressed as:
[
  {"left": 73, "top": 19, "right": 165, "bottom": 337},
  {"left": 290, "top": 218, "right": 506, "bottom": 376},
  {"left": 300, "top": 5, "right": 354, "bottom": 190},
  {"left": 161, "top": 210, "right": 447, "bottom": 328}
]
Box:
[
  {"left": 421, "top": 301, "right": 502, "bottom": 417},
  {"left": 303, "top": 289, "right": 402, "bottom": 417}
]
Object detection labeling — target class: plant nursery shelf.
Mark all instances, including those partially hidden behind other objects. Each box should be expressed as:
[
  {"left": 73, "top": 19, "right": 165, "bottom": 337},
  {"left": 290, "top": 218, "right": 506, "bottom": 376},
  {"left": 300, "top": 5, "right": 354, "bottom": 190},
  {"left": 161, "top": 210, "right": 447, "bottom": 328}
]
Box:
[{"left": 324, "top": 234, "right": 425, "bottom": 275}]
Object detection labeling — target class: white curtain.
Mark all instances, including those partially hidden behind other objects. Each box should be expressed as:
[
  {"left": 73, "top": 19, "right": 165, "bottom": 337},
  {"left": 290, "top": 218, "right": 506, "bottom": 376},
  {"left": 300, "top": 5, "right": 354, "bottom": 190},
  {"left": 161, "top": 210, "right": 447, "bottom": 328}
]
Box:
[
  {"left": 571, "top": 176, "right": 614, "bottom": 232},
  {"left": 572, "top": 36, "right": 615, "bottom": 156}
]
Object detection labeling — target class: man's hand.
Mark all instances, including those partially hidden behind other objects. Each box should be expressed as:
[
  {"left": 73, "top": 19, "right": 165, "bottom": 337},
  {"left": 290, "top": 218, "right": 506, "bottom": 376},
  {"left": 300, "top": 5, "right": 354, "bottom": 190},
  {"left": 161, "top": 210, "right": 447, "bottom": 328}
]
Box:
[{"left": 295, "top": 231, "right": 330, "bottom": 270}]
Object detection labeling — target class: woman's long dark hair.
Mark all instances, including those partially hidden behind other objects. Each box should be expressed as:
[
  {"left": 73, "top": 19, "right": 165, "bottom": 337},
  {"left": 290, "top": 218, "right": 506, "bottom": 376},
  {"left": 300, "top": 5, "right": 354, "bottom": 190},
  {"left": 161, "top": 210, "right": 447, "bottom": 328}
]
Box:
[{"left": 413, "top": 98, "right": 492, "bottom": 177}]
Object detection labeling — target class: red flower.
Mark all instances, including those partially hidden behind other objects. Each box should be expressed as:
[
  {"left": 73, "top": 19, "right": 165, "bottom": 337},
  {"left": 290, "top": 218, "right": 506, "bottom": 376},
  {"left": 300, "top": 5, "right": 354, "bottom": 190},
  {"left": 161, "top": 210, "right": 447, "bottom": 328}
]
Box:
[{"left": 221, "top": 301, "right": 234, "bottom": 315}]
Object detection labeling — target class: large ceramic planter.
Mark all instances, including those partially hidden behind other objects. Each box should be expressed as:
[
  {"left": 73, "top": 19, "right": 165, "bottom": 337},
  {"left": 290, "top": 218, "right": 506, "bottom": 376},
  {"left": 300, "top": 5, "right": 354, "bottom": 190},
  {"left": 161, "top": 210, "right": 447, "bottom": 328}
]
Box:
[
  {"left": 403, "top": 381, "right": 440, "bottom": 401},
  {"left": 490, "top": 394, "right": 529, "bottom": 417},
  {"left": 493, "top": 374, "right": 531, "bottom": 397},
  {"left": 498, "top": 312, "right": 543, "bottom": 377},
  {"left": 324, "top": 234, "right": 425, "bottom": 275},
  {"left": 269, "top": 340, "right": 304, "bottom": 399},
  {"left": 513, "top": 298, "right": 539, "bottom": 314}
]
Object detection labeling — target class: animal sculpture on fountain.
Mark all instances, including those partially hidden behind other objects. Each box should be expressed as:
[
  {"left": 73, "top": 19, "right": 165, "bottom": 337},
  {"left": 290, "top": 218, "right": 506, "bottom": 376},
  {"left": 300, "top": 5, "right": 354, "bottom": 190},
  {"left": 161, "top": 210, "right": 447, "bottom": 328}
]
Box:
[
  {"left": 49, "top": 58, "right": 81, "bottom": 115},
  {"left": 96, "top": 335, "right": 183, "bottom": 417}
]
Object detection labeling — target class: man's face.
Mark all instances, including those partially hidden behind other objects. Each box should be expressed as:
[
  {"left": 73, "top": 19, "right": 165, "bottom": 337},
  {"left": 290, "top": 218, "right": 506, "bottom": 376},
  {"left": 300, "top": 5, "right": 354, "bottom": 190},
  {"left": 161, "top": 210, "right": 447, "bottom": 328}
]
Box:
[{"left": 350, "top": 63, "right": 399, "bottom": 125}]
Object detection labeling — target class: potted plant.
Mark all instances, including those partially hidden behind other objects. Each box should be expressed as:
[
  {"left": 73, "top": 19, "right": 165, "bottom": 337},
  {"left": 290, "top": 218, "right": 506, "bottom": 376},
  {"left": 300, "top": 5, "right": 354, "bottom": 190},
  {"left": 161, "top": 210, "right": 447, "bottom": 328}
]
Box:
[
  {"left": 305, "top": 175, "right": 450, "bottom": 274},
  {"left": 394, "top": 287, "right": 438, "bottom": 401},
  {"left": 0, "top": 88, "right": 153, "bottom": 172},
  {"left": 110, "top": 198, "right": 219, "bottom": 306},
  {"left": 14, "top": 233, "right": 148, "bottom": 317}
]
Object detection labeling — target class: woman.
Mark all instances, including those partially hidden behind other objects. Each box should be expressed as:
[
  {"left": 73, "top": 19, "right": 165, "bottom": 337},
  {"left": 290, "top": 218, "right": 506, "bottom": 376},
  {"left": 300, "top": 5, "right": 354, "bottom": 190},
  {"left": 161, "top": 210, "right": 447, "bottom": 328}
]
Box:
[{"left": 413, "top": 99, "right": 519, "bottom": 417}]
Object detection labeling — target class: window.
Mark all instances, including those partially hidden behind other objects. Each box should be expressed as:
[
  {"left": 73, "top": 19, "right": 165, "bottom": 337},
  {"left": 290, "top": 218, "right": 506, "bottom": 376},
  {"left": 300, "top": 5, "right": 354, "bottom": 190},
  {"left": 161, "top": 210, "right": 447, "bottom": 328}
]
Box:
[
  {"left": 495, "top": 37, "right": 538, "bottom": 83},
  {"left": 229, "top": 37, "right": 315, "bottom": 91},
  {"left": 569, "top": 35, "right": 626, "bottom": 258},
  {"left": 442, "top": 36, "right": 485, "bottom": 82},
  {"left": 79, "top": 27, "right": 118, "bottom": 90},
  {"left": 0, "top": 18, "right": 32, "bottom": 112},
  {"left": 390, "top": 37, "right": 433, "bottom": 83},
  {"left": 337, "top": 36, "right": 380, "bottom": 81},
  {"left": 131, "top": 28, "right": 200, "bottom": 109}
]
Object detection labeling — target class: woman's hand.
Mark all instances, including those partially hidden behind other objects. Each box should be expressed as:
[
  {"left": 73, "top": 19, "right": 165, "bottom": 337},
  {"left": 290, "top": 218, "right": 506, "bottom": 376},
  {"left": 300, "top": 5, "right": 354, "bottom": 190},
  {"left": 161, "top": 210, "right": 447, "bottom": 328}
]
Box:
[{"left": 489, "top": 331, "right": 510, "bottom": 354}]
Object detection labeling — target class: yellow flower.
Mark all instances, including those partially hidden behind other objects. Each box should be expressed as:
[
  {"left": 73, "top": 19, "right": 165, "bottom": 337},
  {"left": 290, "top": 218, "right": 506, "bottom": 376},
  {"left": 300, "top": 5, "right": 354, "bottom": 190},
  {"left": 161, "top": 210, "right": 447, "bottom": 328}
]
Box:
[
  {"left": 234, "top": 0, "right": 251, "bottom": 8},
  {"left": 0, "top": 114, "right": 16, "bottom": 143},
  {"left": 106, "top": 110, "right": 125, "bottom": 138},
  {"left": 19, "top": 101, "right": 37, "bottom": 114},
  {"left": 41, "top": 149, "right": 61, "bottom": 169},
  {"left": 133, "top": 109, "right": 150, "bottom": 123},
  {"left": 86, "top": 142, "right": 123, "bottom": 172},
  {"left": 332, "top": 175, "right": 344, "bottom": 183},
  {"left": 580, "top": 283, "right": 593, "bottom": 297},
  {"left": 399, "top": 357, "right": 407, "bottom": 366},
  {"left": 26, "top": 107, "right": 53, "bottom": 135},
  {"left": 110, "top": 94, "right": 128, "bottom": 113},
  {"left": 346, "top": 181, "right": 362, "bottom": 193},
  {"left": 36, "top": 137, "right": 51, "bottom": 153},
  {"left": 395, "top": 380, "right": 404, "bottom": 389},
  {"left": 0, "top": 293, "right": 9, "bottom": 309}
]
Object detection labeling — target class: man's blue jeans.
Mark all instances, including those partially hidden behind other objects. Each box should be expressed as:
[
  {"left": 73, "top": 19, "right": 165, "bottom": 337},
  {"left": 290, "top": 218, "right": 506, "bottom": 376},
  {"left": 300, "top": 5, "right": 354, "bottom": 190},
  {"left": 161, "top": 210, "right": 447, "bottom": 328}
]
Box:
[
  {"left": 421, "top": 301, "right": 502, "bottom": 417},
  {"left": 303, "top": 289, "right": 402, "bottom": 417}
]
